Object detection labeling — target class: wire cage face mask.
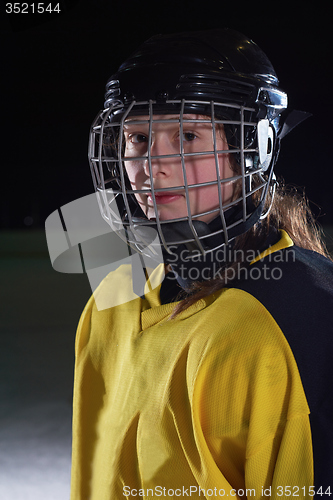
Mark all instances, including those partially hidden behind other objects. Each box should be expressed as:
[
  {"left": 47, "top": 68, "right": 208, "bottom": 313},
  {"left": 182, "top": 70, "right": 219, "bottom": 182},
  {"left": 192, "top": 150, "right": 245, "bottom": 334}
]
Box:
[{"left": 89, "top": 97, "right": 279, "bottom": 258}]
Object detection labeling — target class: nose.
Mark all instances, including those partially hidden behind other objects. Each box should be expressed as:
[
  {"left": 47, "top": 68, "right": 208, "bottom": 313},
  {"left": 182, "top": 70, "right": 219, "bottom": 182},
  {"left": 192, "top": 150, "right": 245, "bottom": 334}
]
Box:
[{"left": 144, "top": 133, "right": 176, "bottom": 178}]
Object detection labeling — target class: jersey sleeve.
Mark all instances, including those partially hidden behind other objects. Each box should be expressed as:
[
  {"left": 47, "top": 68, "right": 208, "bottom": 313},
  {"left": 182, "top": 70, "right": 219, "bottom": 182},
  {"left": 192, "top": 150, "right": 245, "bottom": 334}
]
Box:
[{"left": 190, "top": 288, "right": 313, "bottom": 497}]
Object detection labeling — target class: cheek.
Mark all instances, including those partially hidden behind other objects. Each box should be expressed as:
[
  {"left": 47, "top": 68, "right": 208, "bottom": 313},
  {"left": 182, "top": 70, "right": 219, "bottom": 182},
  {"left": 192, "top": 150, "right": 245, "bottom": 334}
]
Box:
[
  {"left": 221, "top": 157, "right": 237, "bottom": 200},
  {"left": 185, "top": 154, "right": 232, "bottom": 186},
  {"left": 125, "top": 161, "right": 145, "bottom": 186},
  {"left": 124, "top": 161, "right": 149, "bottom": 213},
  {"left": 186, "top": 155, "right": 236, "bottom": 209}
]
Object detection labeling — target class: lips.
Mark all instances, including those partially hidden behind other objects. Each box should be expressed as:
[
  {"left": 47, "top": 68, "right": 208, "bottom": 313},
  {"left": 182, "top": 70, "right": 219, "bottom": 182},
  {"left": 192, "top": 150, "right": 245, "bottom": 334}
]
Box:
[{"left": 147, "top": 191, "right": 183, "bottom": 205}]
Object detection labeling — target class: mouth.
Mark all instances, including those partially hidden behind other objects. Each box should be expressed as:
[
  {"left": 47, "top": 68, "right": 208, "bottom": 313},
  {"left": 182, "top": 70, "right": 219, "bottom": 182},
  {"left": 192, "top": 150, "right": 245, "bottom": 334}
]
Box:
[{"left": 147, "top": 191, "right": 184, "bottom": 205}]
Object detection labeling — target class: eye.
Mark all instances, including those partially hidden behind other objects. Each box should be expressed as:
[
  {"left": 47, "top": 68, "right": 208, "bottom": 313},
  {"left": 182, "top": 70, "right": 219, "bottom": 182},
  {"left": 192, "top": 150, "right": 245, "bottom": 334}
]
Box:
[
  {"left": 183, "top": 132, "right": 197, "bottom": 142},
  {"left": 129, "top": 133, "right": 148, "bottom": 144}
]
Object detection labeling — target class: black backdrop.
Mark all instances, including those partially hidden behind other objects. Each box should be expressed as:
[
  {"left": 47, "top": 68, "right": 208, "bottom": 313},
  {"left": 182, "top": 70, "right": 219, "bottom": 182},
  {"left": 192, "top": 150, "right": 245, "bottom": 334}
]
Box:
[{"left": 2, "top": 0, "right": 333, "bottom": 228}]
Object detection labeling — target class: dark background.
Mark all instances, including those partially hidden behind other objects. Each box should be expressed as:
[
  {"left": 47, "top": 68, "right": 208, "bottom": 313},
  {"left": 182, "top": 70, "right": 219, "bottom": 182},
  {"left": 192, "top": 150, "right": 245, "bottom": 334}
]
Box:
[
  {"left": 1, "top": 0, "right": 333, "bottom": 229},
  {"left": 0, "top": 2, "right": 332, "bottom": 498}
]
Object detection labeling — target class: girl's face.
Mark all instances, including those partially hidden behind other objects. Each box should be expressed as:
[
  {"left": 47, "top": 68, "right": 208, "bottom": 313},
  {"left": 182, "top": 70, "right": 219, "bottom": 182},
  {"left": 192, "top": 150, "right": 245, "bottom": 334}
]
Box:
[{"left": 123, "top": 114, "right": 236, "bottom": 223}]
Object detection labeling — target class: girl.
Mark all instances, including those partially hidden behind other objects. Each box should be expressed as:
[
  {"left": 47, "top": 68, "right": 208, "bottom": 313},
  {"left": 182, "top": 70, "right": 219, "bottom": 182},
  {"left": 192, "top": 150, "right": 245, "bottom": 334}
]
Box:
[{"left": 70, "top": 29, "right": 333, "bottom": 499}]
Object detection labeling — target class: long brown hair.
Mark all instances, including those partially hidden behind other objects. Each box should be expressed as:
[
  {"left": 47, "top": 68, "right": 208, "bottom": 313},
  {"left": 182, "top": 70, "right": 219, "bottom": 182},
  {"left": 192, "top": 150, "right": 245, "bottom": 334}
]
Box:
[{"left": 171, "top": 179, "right": 331, "bottom": 317}]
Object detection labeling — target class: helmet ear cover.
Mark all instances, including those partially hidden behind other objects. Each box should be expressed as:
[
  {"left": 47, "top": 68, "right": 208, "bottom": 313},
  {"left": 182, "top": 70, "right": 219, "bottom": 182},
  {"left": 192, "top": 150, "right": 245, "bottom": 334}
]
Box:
[{"left": 257, "top": 119, "right": 275, "bottom": 171}]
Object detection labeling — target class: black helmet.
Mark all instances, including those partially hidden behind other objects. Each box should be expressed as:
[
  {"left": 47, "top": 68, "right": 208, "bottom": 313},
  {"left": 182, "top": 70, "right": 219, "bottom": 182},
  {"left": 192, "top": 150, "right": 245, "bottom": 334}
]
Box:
[{"left": 89, "top": 29, "right": 288, "bottom": 258}]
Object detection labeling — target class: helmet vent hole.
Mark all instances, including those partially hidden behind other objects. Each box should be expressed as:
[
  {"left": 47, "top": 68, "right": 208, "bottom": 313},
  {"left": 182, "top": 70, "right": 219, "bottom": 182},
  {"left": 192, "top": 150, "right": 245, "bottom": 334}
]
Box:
[{"left": 267, "top": 137, "right": 272, "bottom": 155}]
